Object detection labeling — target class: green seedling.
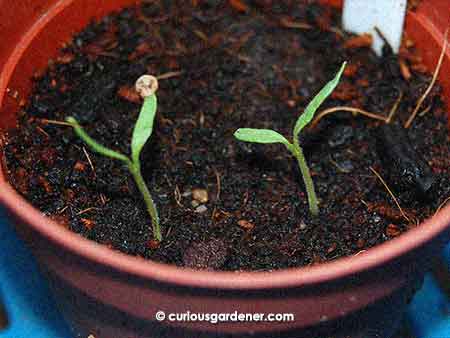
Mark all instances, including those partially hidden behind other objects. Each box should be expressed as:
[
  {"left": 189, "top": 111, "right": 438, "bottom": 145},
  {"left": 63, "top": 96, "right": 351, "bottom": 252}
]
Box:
[
  {"left": 234, "top": 62, "right": 347, "bottom": 216},
  {"left": 66, "top": 75, "right": 162, "bottom": 241}
]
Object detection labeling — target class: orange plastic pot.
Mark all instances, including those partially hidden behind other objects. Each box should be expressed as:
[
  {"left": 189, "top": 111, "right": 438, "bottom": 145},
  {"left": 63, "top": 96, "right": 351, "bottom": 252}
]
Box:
[{"left": 0, "top": 1, "right": 449, "bottom": 337}]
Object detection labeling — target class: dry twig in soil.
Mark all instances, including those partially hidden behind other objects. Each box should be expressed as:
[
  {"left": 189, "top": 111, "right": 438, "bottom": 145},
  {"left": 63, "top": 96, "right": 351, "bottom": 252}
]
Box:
[
  {"left": 404, "top": 29, "right": 448, "bottom": 128},
  {"left": 369, "top": 166, "right": 411, "bottom": 223}
]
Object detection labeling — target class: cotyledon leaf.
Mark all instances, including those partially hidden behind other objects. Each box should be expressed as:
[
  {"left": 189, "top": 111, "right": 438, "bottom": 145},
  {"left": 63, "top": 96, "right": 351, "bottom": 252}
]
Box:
[
  {"left": 293, "top": 61, "right": 347, "bottom": 138},
  {"left": 66, "top": 117, "right": 130, "bottom": 163},
  {"left": 234, "top": 128, "right": 291, "bottom": 146},
  {"left": 131, "top": 94, "right": 157, "bottom": 164}
]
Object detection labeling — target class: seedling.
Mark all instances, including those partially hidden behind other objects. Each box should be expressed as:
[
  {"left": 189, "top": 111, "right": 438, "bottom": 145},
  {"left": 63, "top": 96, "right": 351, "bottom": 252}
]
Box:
[
  {"left": 66, "top": 75, "right": 162, "bottom": 241},
  {"left": 234, "top": 62, "right": 347, "bottom": 216}
]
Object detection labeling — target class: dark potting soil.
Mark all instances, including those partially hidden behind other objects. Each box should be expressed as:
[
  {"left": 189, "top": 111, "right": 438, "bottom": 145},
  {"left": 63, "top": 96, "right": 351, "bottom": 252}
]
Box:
[{"left": 3, "top": 1, "right": 450, "bottom": 271}]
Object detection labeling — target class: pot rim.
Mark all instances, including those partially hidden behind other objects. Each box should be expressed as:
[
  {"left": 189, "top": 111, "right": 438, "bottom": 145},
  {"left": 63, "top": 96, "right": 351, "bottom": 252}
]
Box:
[
  {"left": 2, "top": 163, "right": 450, "bottom": 291},
  {"left": 0, "top": 0, "right": 449, "bottom": 291}
]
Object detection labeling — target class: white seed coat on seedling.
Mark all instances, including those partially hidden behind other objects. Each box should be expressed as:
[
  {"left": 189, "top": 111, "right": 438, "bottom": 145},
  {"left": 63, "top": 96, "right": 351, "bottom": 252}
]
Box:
[{"left": 136, "top": 75, "right": 159, "bottom": 98}]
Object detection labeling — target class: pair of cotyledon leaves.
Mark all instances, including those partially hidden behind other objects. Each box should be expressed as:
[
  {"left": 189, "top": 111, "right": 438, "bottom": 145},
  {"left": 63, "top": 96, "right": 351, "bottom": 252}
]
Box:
[
  {"left": 234, "top": 62, "right": 347, "bottom": 147},
  {"left": 67, "top": 94, "right": 157, "bottom": 167},
  {"left": 68, "top": 61, "right": 346, "bottom": 167}
]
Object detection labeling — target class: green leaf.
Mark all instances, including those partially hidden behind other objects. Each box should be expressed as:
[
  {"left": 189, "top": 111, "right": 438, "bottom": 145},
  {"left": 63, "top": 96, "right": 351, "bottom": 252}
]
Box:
[
  {"left": 131, "top": 94, "right": 157, "bottom": 164},
  {"left": 66, "top": 117, "right": 130, "bottom": 163},
  {"left": 293, "top": 61, "right": 347, "bottom": 138},
  {"left": 234, "top": 128, "right": 291, "bottom": 146}
]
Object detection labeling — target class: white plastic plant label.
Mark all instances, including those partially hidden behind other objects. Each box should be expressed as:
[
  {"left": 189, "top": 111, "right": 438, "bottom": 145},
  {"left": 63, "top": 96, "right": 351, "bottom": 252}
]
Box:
[{"left": 342, "top": 0, "right": 407, "bottom": 56}]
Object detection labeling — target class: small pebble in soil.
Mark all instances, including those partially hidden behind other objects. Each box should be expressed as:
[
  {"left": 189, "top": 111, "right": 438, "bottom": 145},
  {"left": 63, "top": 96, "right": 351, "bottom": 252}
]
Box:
[
  {"left": 299, "top": 221, "right": 308, "bottom": 230},
  {"left": 182, "top": 191, "right": 192, "bottom": 197},
  {"left": 238, "top": 219, "right": 255, "bottom": 231},
  {"left": 192, "top": 188, "right": 209, "bottom": 203},
  {"left": 182, "top": 238, "right": 228, "bottom": 270},
  {"left": 195, "top": 205, "right": 208, "bottom": 213}
]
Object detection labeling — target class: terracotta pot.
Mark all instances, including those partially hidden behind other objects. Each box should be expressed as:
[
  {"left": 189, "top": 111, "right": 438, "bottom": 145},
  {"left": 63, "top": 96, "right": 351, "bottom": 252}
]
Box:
[{"left": 0, "top": 1, "right": 449, "bottom": 337}]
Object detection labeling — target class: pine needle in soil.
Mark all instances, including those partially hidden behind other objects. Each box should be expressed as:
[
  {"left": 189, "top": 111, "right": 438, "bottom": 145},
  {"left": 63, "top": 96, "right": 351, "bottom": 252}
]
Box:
[
  {"left": 310, "top": 106, "right": 388, "bottom": 128},
  {"left": 369, "top": 166, "right": 411, "bottom": 223},
  {"left": 404, "top": 29, "right": 449, "bottom": 128}
]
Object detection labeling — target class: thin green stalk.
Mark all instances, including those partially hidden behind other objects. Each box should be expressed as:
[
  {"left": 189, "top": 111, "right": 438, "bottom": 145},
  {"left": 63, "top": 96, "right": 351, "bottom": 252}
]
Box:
[
  {"left": 290, "top": 143, "right": 319, "bottom": 216},
  {"left": 128, "top": 163, "right": 161, "bottom": 242}
]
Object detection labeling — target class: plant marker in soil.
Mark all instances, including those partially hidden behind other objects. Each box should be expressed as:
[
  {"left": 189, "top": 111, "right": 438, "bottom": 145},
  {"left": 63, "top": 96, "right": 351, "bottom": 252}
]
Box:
[{"left": 343, "top": 0, "right": 407, "bottom": 55}]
